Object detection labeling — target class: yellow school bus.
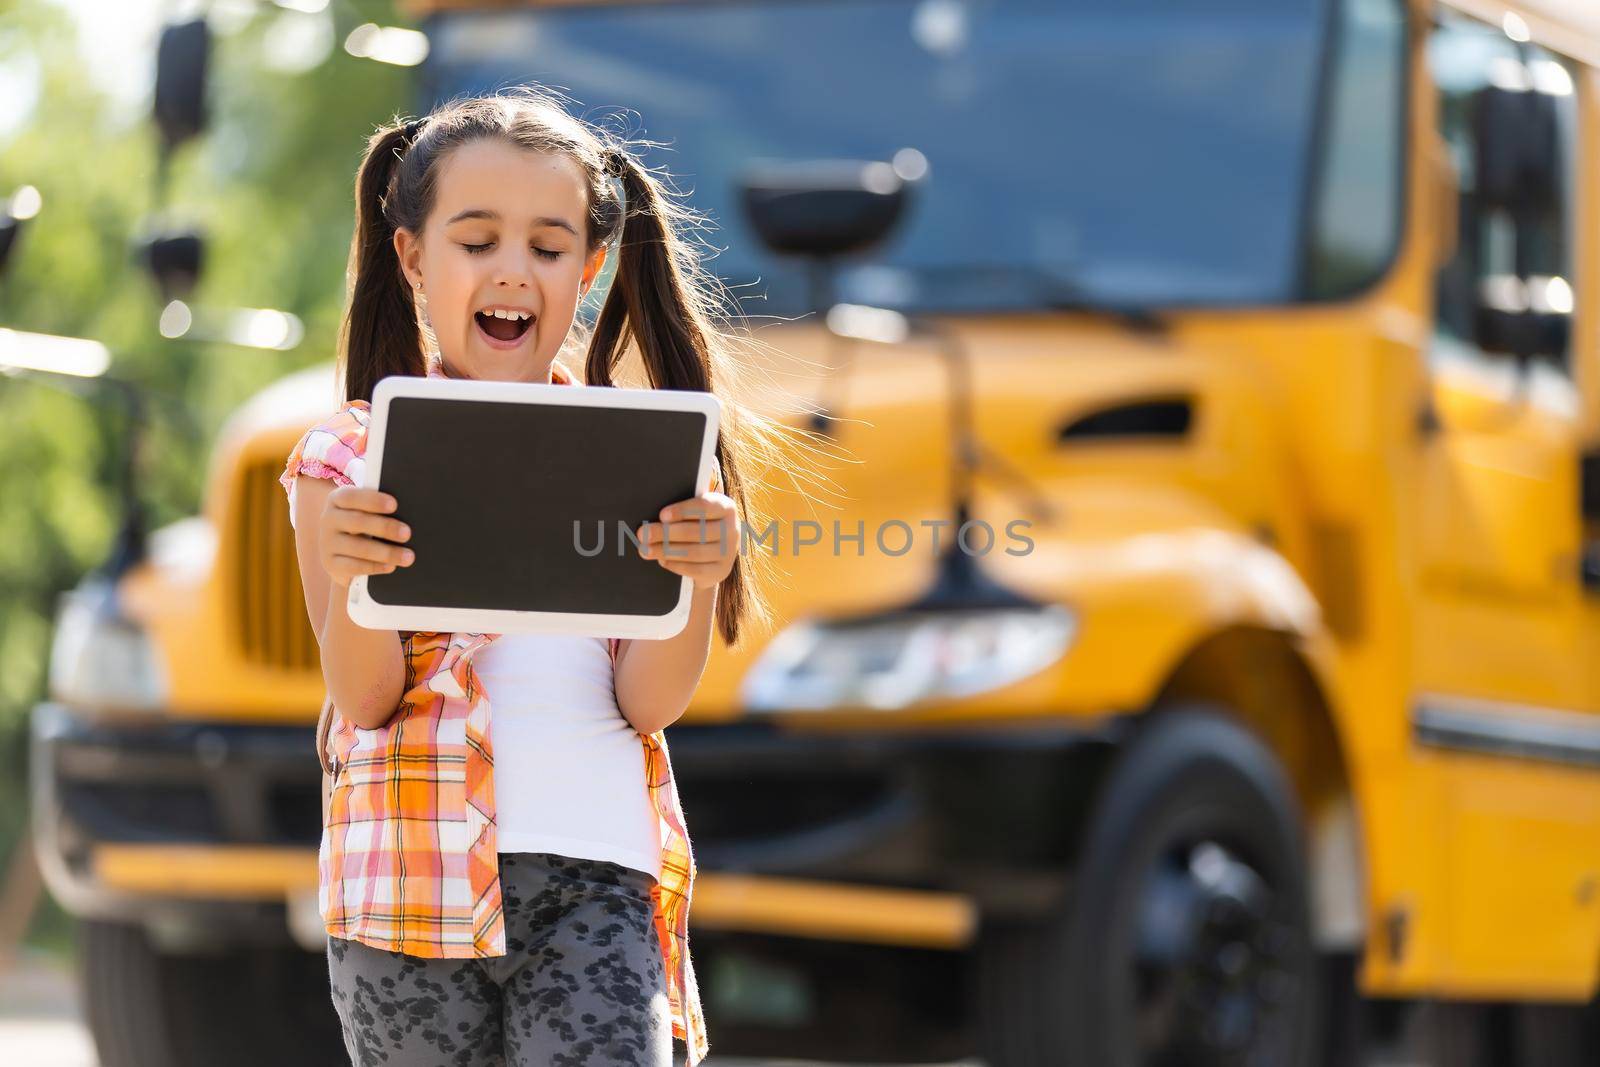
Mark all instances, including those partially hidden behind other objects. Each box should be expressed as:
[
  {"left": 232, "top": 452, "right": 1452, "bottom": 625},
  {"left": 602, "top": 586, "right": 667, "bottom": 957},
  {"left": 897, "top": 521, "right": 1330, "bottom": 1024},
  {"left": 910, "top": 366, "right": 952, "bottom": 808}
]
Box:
[{"left": 31, "top": 0, "right": 1600, "bottom": 1063}]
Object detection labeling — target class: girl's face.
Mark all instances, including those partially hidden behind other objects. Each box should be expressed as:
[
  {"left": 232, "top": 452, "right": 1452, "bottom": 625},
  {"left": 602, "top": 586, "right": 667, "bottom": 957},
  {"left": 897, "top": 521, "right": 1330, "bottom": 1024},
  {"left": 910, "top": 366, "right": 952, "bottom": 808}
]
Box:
[{"left": 393, "top": 138, "right": 607, "bottom": 383}]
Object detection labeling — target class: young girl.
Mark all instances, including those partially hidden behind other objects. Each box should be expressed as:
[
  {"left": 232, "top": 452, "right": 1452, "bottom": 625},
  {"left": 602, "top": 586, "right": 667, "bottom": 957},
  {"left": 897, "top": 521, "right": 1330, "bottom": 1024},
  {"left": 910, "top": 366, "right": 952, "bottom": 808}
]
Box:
[{"left": 279, "top": 88, "right": 769, "bottom": 1067}]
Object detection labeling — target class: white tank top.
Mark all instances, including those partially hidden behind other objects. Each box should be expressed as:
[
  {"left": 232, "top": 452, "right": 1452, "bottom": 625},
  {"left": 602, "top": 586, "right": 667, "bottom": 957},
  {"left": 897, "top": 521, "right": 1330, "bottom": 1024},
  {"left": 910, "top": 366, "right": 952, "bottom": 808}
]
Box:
[{"left": 471, "top": 632, "right": 662, "bottom": 882}]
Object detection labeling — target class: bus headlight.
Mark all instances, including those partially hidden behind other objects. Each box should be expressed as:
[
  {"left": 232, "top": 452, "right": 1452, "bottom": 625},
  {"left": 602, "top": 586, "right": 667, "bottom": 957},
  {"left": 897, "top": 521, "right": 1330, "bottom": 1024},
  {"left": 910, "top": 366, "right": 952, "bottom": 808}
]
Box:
[
  {"left": 48, "top": 577, "right": 168, "bottom": 712},
  {"left": 740, "top": 604, "right": 1076, "bottom": 713}
]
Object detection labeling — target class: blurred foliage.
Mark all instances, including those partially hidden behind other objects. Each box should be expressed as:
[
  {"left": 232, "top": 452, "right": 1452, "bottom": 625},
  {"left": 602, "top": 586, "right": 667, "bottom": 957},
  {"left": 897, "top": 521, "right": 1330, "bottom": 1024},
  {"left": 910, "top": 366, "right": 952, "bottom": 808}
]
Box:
[{"left": 0, "top": 0, "right": 416, "bottom": 946}]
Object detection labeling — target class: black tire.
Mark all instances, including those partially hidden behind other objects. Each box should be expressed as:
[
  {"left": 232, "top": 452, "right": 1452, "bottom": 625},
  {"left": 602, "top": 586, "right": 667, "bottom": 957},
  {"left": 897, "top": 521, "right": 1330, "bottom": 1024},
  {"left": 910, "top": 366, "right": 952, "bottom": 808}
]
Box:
[
  {"left": 1515, "top": 1001, "right": 1600, "bottom": 1066},
  {"left": 978, "top": 706, "right": 1319, "bottom": 1067},
  {"left": 81, "top": 920, "right": 346, "bottom": 1067},
  {"left": 81, "top": 920, "right": 189, "bottom": 1067}
]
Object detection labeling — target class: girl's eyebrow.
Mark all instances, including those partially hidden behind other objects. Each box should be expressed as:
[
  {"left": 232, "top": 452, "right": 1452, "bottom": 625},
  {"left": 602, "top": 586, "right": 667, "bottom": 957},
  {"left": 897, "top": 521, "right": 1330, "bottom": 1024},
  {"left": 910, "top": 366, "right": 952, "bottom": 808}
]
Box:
[{"left": 445, "top": 207, "right": 578, "bottom": 237}]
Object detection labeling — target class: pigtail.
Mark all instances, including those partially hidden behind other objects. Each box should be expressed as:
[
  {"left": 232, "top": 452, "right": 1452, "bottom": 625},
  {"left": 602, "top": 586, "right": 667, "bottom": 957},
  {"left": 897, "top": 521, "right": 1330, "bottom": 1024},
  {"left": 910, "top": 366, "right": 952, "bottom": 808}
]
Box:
[
  {"left": 587, "top": 148, "right": 767, "bottom": 648},
  {"left": 588, "top": 153, "right": 711, "bottom": 393},
  {"left": 338, "top": 120, "right": 428, "bottom": 405}
]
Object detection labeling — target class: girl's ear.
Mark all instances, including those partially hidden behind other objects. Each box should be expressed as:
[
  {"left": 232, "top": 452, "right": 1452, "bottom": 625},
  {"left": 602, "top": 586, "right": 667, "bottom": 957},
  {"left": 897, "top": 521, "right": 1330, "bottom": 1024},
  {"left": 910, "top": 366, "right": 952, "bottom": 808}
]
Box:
[
  {"left": 393, "top": 226, "right": 423, "bottom": 290},
  {"left": 581, "top": 244, "right": 607, "bottom": 293}
]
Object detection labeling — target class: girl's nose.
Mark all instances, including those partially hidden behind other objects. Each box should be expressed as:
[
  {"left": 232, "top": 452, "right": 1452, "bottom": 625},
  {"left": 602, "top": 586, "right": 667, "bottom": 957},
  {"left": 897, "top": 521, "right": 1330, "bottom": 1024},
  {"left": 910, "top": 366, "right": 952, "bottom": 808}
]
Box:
[{"left": 491, "top": 252, "right": 539, "bottom": 286}]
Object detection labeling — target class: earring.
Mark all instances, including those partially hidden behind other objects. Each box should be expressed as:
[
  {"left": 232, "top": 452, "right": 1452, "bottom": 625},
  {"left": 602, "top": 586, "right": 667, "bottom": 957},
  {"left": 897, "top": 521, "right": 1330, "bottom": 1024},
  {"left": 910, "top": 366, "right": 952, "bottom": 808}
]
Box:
[{"left": 412, "top": 281, "right": 431, "bottom": 329}]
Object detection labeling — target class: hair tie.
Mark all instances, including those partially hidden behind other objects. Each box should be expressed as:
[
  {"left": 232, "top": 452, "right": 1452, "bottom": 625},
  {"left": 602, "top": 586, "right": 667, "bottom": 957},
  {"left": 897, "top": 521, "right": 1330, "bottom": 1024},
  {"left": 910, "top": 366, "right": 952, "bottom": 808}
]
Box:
[
  {"left": 402, "top": 117, "right": 427, "bottom": 146},
  {"left": 605, "top": 147, "right": 629, "bottom": 178}
]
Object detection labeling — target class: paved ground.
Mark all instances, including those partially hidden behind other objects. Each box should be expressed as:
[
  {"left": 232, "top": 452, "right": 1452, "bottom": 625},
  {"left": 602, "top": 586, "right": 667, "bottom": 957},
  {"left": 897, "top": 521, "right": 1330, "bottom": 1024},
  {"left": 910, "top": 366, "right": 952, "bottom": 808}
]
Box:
[{"left": 0, "top": 952, "right": 96, "bottom": 1067}]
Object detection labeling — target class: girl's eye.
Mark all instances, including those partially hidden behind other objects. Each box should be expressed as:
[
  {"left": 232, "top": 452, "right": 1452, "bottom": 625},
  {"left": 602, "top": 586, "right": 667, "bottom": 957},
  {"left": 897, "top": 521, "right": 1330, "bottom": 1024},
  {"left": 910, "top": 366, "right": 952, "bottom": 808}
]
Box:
[{"left": 459, "top": 242, "right": 563, "bottom": 261}]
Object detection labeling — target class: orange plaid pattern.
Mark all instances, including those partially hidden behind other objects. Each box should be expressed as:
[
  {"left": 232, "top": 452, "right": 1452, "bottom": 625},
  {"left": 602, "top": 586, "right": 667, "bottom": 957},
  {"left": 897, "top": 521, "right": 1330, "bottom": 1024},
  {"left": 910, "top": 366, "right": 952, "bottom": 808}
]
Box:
[{"left": 280, "top": 357, "right": 711, "bottom": 1065}]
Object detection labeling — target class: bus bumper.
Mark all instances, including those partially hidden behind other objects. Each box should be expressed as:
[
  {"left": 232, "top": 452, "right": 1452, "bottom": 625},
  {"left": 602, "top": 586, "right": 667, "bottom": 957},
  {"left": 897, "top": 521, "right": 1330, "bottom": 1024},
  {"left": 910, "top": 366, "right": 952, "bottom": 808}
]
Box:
[{"left": 28, "top": 701, "right": 322, "bottom": 948}]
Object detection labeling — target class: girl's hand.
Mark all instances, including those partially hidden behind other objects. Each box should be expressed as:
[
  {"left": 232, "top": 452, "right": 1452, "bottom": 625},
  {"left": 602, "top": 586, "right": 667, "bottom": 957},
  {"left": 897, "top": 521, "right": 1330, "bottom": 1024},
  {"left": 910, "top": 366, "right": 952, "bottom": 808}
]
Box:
[
  {"left": 318, "top": 487, "right": 414, "bottom": 589},
  {"left": 636, "top": 491, "right": 739, "bottom": 589}
]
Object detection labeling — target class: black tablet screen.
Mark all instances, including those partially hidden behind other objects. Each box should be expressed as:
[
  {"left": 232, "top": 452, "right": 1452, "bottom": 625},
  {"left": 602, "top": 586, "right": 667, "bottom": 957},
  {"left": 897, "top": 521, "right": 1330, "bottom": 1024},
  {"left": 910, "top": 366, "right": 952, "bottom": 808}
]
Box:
[{"left": 365, "top": 394, "right": 708, "bottom": 619}]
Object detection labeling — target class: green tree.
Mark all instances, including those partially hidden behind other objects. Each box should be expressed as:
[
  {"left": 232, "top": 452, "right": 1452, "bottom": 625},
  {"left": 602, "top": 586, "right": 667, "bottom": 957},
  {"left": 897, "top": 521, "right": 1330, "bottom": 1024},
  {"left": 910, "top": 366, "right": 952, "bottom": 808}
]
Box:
[{"left": 0, "top": 0, "right": 414, "bottom": 950}]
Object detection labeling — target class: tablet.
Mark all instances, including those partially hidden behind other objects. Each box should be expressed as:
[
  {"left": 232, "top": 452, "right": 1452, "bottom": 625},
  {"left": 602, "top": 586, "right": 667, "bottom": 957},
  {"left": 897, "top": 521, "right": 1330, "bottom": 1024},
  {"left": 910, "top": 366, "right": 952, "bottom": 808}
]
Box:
[{"left": 345, "top": 372, "right": 721, "bottom": 640}]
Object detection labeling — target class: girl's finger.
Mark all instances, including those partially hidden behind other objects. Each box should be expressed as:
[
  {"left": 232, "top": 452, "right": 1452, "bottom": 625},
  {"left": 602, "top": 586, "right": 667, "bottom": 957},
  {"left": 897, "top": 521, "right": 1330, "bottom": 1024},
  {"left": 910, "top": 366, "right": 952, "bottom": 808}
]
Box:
[
  {"left": 640, "top": 517, "right": 735, "bottom": 544},
  {"left": 335, "top": 509, "right": 411, "bottom": 544},
  {"left": 658, "top": 500, "right": 731, "bottom": 523},
  {"left": 330, "top": 554, "right": 398, "bottom": 577},
  {"left": 640, "top": 530, "right": 736, "bottom": 558},
  {"left": 332, "top": 531, "right": 414, "bottom": 566},
  {"left": 332, "top": 487, "right": 399, "bottom": 514},
  {"left": 652, "top": 557, "right": 725, "bottom": 580},
  {"left": 643, "top": 541, "right": 725, "bottom": 563}
]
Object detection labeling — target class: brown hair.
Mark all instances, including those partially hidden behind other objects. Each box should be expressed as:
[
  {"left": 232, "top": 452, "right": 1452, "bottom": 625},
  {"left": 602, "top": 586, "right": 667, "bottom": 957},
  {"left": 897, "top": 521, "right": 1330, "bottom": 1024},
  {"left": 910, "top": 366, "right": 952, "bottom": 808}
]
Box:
[{"left": 337, "top": 86, "right": 788, "bottom": 649}]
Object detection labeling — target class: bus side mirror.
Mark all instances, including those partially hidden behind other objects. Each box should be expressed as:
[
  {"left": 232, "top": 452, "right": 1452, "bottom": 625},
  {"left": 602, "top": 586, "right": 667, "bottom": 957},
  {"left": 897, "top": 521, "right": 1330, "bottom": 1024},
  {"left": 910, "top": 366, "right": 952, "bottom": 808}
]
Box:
[
  {"left": 1471, "top": 82, "right": 1561, "bottom": 216},
  {"left": 737, "top": 158, "right": 916, "bottom": 260},
  {"left": 1467, "top": 77, "right": 1568, "bottom": 362}
]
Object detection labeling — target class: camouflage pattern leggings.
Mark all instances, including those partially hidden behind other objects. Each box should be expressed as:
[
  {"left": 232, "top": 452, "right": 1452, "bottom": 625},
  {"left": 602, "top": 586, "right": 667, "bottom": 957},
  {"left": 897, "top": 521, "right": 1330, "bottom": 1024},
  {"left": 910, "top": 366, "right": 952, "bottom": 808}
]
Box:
[{"left": 325, "top": 851, "right": 672, "bottom": 1066}]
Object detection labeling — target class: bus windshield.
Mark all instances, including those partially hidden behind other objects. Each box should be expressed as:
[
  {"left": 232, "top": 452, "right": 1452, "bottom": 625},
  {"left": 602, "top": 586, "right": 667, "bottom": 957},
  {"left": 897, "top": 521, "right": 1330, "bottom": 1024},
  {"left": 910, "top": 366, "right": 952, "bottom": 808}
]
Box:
[{"left": 422, "top": 0, "right": 1381, "bottom": 318}]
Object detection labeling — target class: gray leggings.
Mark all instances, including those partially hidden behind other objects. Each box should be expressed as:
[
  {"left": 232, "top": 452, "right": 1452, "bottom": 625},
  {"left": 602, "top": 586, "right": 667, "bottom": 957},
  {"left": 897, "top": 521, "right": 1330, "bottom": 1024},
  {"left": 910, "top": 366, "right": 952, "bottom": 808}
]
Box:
[{"left": 325, "top": 851, "right": 672, "bottom": 1067}]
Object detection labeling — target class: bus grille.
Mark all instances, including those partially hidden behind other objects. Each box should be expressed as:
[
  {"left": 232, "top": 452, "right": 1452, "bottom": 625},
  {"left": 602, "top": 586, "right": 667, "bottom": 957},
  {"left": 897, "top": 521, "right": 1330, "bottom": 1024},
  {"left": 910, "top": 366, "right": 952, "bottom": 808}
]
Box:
[{"left": 233, "top": 460, "right": 320, "bottom": 671}]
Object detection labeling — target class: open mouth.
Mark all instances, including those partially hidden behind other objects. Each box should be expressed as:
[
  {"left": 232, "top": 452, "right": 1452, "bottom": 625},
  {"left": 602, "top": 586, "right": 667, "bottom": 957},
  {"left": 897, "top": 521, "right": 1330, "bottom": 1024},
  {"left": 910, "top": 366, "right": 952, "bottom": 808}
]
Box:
[{"left": 475, "top": 310, "right": 534, "bottom": 346}]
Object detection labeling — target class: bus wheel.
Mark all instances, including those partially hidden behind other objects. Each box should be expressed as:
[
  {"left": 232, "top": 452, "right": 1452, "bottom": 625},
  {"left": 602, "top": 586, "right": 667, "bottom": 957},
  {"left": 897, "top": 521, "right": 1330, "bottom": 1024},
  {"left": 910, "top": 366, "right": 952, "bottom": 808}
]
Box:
[
  {"left": 81, "top": 920, "right": 189, "bottom": 1067},
  {"left": 978, "top": 706, "right": 1319, "bottom": 1067}
]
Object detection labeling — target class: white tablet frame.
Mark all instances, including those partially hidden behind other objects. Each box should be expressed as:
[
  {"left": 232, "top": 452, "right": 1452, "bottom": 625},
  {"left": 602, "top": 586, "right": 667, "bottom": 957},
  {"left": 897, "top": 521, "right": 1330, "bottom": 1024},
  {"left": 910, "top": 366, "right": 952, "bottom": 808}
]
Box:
[{"left": 345, "top": 373, "right": 721, "bottom": 640}]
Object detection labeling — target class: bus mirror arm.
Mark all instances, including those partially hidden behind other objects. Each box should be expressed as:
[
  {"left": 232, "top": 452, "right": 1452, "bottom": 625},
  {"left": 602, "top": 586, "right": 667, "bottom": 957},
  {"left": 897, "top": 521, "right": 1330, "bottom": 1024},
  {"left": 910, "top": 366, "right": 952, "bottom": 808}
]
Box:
[{"left": 1427, "top": 131, "right": 1459, "bottom": 272}]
